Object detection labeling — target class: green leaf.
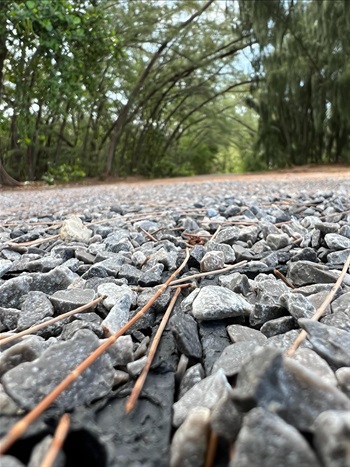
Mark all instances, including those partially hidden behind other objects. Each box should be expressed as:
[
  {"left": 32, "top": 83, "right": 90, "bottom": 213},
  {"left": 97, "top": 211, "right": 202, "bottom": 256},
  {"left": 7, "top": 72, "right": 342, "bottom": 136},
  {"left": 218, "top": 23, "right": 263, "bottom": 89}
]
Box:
[
  {"left": 70, "top": 15, "right": 81, "bottom": 25},
  {"left": 25, "top": 1, "right": 35, "bottom": 9}
]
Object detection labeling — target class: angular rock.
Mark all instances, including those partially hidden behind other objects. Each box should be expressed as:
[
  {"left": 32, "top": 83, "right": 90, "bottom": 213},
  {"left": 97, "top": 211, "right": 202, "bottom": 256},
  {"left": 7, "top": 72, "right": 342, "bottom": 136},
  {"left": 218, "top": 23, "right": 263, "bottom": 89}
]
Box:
[
  {"left": 127, "top": 356, "right": 147, "bottom": 378},
  {"left": 321, "top": 311, "right": 350, "bottom": 332},
  {"left": 0, "top": 259, "right": 12, "bottom": 278},
  {"left": 331, "top": 291, "right": 350, "bottom": 316},
  {"left": 335, "top": 367, "right": 350, "bottom": 398},
  {"left": 298, "top": 318, "right": 350, "bottom": 369},
  {"left": 212, "top": 341, "right": 258, "bottom": 377},
  {"left": 313, "top": 411, "right": 350, "bottom": 467},
  {"left": 178, "top": 363, "right": 205, "bottom": 399},
  {"left": 266, "top": 233, "right": 290, "bottom": 250},
  {"left": 327, "top": 249, "right": 350, "bottom": 265},
  {"left": 206, "top": 241, "right": 236, "bottom": 264},
  {"left": 169, "top": 312, "right": 202, "bottom": 359},
  {"left": 59, "top": 216, "right": 92, "bottom": 243},
  {"left": 199, "top": 321, "right": 231, "bottom": 374},
  {"left": 200, "top": 251, "right": 225, "bottom": 272},
  {"left": 118, "top": 263, "right": 142, "bottom": 284},
  {"left": 219, "top": 272, "right": 251, "bottom": 296},
  {"left": 191, "top": 285, "right": 253, "bottom": 321},
  {"left": 173, "top": 368, "right": 231, "bottom": 427},
  {"left": 170, "top": 407, "right": 210, "bottom": 467},
  {"left": 2, "top": 329, "right": 114, "bottom": 410},
  {"left": 0, "top": 456, "right": 25, "bottom": 467},
  {"left": 50, "top": 288, "right": 95, "bottom": 313},
  {"left": 232, "top": 347, "right": 350, "bottom": 432},
  {"left": 287, "top": 260, "right": 341, "bottom": 286},
  {"left": 106, "top": 335, "right": 134, "bottom": 367},
  {"left": 265, "top": 329, "right": 310, "bottom": 351},
  {"left": 260, "top": 316, "right": 297, "bottom": 337},
  {"left": 288, "top": 348, "right": 337, "bottom": 386},
  {"left": 250, "top": 279, "right": 288, "bottom": 327},
  {"left": 17, "top": 291, "right": 54, "bottom": 330},
  {"left": 280, "top": 292, "right": 316, "bottom": 319},
  {"left": 139, "top": 263, "right": 164, "bottom": 286},
  {"left": 210, "top": 390, "right": 242, "bottom": 441},
  {"left": 102, "top": 294, "right": 131, "bottom": 334},
  {"left": 230, "top": 408, "right": 321, "bottom": 467},
  {"left": 97, "top": 283, "right": 136, "bottom": 310},
  {"left": 0, "top": 307, "right": 20, "bottom": 331},
  {"left": 227, "top": 324, "right": 267, "bottom": 345},
  {"left": 28, "top": 435, "right": 65, "bottom": 467},
  {"left": 324, "top": 233, "right": 350, "bottom": 250}
]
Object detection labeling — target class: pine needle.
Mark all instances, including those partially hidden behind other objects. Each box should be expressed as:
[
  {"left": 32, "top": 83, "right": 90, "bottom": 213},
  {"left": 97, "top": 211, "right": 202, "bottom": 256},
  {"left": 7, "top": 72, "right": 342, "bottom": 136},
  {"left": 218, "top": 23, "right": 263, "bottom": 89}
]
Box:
[
  {"left": 286, "top": 252, "right": 350, "bottom": 356},
  {"left": 170, "top": 260, "right": 247, "bottom": 285},
  {"left": 204, "top": 431, "right": 218, "bottom": 467},
  {"left": 125, "top": 287, "right": 182, "bottom": 413},
  {"left": 40, "top": 413, "right": 70, "bottom": 467},
  {"left": 0, "top": 249, "right": 190, "bottom": 455},
  {"left": 273, "top": 269, "right": 295, "bottom": 288},
  {"left": 0, "top": 295, "right": 105, "bottom": 347}
]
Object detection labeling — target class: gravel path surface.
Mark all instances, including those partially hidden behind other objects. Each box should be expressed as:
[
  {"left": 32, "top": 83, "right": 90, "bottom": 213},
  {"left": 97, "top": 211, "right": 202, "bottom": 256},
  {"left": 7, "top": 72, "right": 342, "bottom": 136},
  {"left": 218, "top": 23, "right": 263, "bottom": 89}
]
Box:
[{"left": 1, "top": 171, "right": 350, "bottom": 467}]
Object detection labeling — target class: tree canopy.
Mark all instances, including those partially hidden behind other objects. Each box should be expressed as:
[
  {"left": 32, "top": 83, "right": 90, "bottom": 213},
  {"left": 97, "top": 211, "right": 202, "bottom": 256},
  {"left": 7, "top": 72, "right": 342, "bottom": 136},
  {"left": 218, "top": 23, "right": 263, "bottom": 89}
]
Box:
[{"left": 0, "top": 0, "right": 349, "bottom": 185}]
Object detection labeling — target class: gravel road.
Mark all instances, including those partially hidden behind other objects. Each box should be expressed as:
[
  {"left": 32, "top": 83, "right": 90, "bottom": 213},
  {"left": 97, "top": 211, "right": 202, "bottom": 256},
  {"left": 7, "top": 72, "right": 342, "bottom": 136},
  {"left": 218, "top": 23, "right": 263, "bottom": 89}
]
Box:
[{"left": 0, "top": 169, "right": 350, "bottom": 467}]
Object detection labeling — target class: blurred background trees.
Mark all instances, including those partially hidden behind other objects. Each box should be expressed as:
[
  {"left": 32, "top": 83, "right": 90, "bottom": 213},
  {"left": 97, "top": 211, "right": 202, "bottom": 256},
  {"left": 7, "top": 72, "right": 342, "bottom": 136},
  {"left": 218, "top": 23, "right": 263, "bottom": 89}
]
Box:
[{"left": 0, "top": 0, "right": 349, "bottom": 184}]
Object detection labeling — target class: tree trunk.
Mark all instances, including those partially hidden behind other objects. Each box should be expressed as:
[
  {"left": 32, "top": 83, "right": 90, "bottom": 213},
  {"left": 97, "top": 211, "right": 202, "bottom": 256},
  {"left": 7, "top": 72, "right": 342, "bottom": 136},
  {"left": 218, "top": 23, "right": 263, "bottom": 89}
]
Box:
[{"left": 0, "top": 160, "right": 21, "bottom": 186}]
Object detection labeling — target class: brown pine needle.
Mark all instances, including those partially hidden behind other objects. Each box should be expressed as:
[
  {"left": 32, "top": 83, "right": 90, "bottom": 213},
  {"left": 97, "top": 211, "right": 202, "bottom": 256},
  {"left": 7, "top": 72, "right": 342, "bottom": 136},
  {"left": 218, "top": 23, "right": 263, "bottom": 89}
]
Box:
[
  {"left": 204, "top": 431, "right": 218, "bottom": 467},
  {"left": 0, "top": 249, "right": 190, "bottom": 455},
  {"left": 286, "top": 252, "right": 350, "bottom": 356},
  {"left": 40, "top": 413, "right": 70, "bottom": 467},
  {"left": 170, "top": 260, "right": 247, "bottom": 285},
  {"left": 140, "top": 227, "right": 158, "bottom": 242},
  {"left": 0, "top": 295, "right": 105, "bottom": 347},
  {"left": 7, "top": 233, "right": 60, "bottom": 248},
  {"left": 126, "top": 287, "right": 182, "bottom": 413},
  {"left": 273, "top": 269, "right": 295, "bottom": 289}
]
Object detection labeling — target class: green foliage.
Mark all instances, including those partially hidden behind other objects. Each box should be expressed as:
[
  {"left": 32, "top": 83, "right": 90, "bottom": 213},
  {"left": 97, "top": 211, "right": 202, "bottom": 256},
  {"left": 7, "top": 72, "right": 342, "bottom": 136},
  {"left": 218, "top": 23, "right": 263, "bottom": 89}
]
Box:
[{"left": 42, "top": 162, "right": 86, "bottom": 185}]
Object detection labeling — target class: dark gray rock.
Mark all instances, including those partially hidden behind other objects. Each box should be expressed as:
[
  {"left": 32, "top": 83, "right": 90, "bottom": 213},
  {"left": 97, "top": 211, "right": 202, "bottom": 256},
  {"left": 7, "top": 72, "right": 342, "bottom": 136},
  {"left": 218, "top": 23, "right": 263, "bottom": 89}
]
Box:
[
  {"left": 95, "top": 372, "right": 175, "bottom": 466},
  {"left": 215, "top": 226, "right": 240, "bottom": 245},
  {"left": 280, "top": 292, "right": 316, "bottom": 319},
  {"left": 314, "top": 221, "right": 339, "bottom": 234},
  {"left": 250, "top": 279, "right": 288, "bottom": 327},
  {"left": 199, "top": 321, "right": 231, "bottom": 374},
  {"left": 31, "top": 266, "right": 79, "bottom": 295},
  {"left": 178, "top": 363, "right": 205, "bottom": 399},
  {"left": 298, "top": 318, "right": 350, "bottom": 369},
  {"left": 50, "top": 288, "right": 95, "bottom": 313},
  {"left": 150, "top": 329, "right": 178, "bottom": 374},
  {"left": 327, "top": 249, "right": 350, "bottom": 265},
  {"left": 60, "top": 319, "right": 103, "bottom": 339},
  {"left": 136, "top": 285, "right": 171, "bottom": 312},
  {"left": 118, "top": 263, "right": 142, "bottom": 284},
  {"left": 287, "top": 260, "right": 341, "bottom": 286},
  {"left": 0, "top": 275, "right": 32, "bottom": 308},
  {"left": 332, "top": 292, "right": 350, "bottom": 316},
  {"left": 106, "top": 335, "right": 134, "bottom": 367},
  {"left": 324, "top": 233, "right": 350, "bottom": 250},
  {"left": 2, "top": 329, "right": 114, "bottom": 410},
  {"left": 219, "top": 272, "right": 251, "bottom": 295},
  {"left": 170, "top": 407, "right": 210, "bottom": 467},
  {"left": 206, "top": 241, "right": 236, "bottom": 264},
  {"left": 266, "top": 329, "right": 309, "bottom": 351},
  {"left": 139, "top": 263, "right": 164, "bottom": 286},
  {"left": 191, "top": 285, "right": 253, "bottom": 321},
  {"left": 28, "top": 434, "right": 65, "bottom": 467},
  {"left": 127, "top": 356, "right": 147, "bottom": 377},
  {"left": 230, "top": 408, "right": 321, "bottom": 467},
  {"left": 188, "top": 244, "right": 206, "bottom": 268},
  {"left": 260, "top": 316, "right": 297, "bottom": 337},
  {"left": 212, "top": 341, "right": 257, "bottom": 376},
  {"left": 232, "top": 347, "right": 350, "bottom": 432},
  {"left": 227, "top": 324, "right": 267, "bottom": 345},
  {"left": 0, "top": 259, "right": 12, "bottom": 278},
  {"left": 313, "top": 411, "right": 350, "bottom": 467},
  {"left": 169, "top": 312, "right": 202, "bottom": 359},
  {"left": 173, "top": 368, "right": 231, "bottom": 427},
  {"left": 290, "top": 247, "right": 318, "bottom": 263},
  {"left": 17, "top": 291, "right": 54, "bottom": 330}
]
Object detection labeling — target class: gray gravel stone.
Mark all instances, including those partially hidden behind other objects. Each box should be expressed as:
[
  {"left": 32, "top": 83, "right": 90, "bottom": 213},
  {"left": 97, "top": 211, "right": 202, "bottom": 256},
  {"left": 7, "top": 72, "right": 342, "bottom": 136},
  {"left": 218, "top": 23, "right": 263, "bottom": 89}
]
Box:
[
  {"left": 102, "top": 294, "right": 131, "bottom": 334},
  {"left": 169, "top": 312, "right": 202, "bottom": 359},
  {"left": 266, "top": 233, "right": 290, "bottom": 250},
  {"left": 324, "top": 233, "right": 350, "bottom": 250},
  {"left": 59, "top": 216, "right": 92, "bottom": 243},
  {"left": 287, "top": 260, "right": 342, "bottom": 286},
  {"left": 230, "top": 408, "right": 321, "bottom": 467},
  {"left": 191, "top": 285, "right": 253, "bottom": 321},
  {"left": 219, "top": 272, "right": 251, "bottom": 295},
  {"left": 200, "top": 250, "right": 225, "bottom": 272},
  {"left": 210, "top": 390, "right": 242, "bottom": 441},
  {"left": 280, "top": 292, "right": 316, "bottom": 319},
  {"left": 28, "top": 434, "right": 65, "bottom": 467},
  {"left": 178, "top": 363, "right": 205, "bottom": 399},
  {"left": 226, "top": 324, "right": 267, "bottom": 345},
  {"left": 139, "top": 262, "right": 164, "bottom": 286},
  {"left": 250, "top": 279, "right": 288, "bottom": 327},
  {"left": 298, "top": 318, "right": 350, "bottom": 369},
  {"left": 173, "top": 368, "right": 231, "bottom": 427},
  {"left": 17, "top": 291, "right": 54, "bottom": 330},
  {"left": 170, "top": 407, "right": 210, "bottom": 467},
  {"left": 232, "top": 347, "right": 350, "bottom": 432},
  {"left": 288, "top": 348, "right": 337, "bottom": 386},
  {"left": 332, "top": 291, "right": 350, "bottom": 316},
  {"left": 335, "top": 367, "right": 350, "bottom": 398},
  {"left": 50, "top": 288, "right": 95, "bottom": 313},
  {"left": 313, "top": 411, "right": 350, "bottom": 467},
  {"left": 2, "top": 329, "right": 114, "bottom": 410},
  {"left": 212, "top": 341, "right": 257, "bottom": 376},
  {"left": 98, "top": 283, "right": 136, "bottom": 310},
  {"left": 0, "top": 259, "right": 12, "bottom": 278},
  {"left": 260, "top": 316, "right": 297, "bottom": 337}
]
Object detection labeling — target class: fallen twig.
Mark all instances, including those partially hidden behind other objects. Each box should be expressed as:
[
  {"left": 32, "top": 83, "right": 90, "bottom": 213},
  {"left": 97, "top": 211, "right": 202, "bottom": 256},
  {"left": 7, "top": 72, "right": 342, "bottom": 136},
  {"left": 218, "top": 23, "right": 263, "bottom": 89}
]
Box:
[
  {"left": 40, "top": 413, "right": 70, "bottom": 467},
  {"left": 125, "top": 286, "right": 182, "bottom": 413},
  {"left": 273, "top": 269, "right": 295, "bottom": 289},
  {"left": 140, "top": 227, "right": 158, "bottom": 242},
  {"left": 286, "top": 252, "right": 350, "bottom": 356},
  {"left": 204, "top": 431, "right": 218, "bottom": 467},
  {"left": 170, "top": 260, "right": 247, "bottom": 285},
  {"left": 7, "top": 234, "right": 60, "bottom": 248},
  {"left": 0, "top": 296, "right": 105, "bottom": 347},
  {"left": 0, "top": 249, "right": 190, "bottom": 454}
]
